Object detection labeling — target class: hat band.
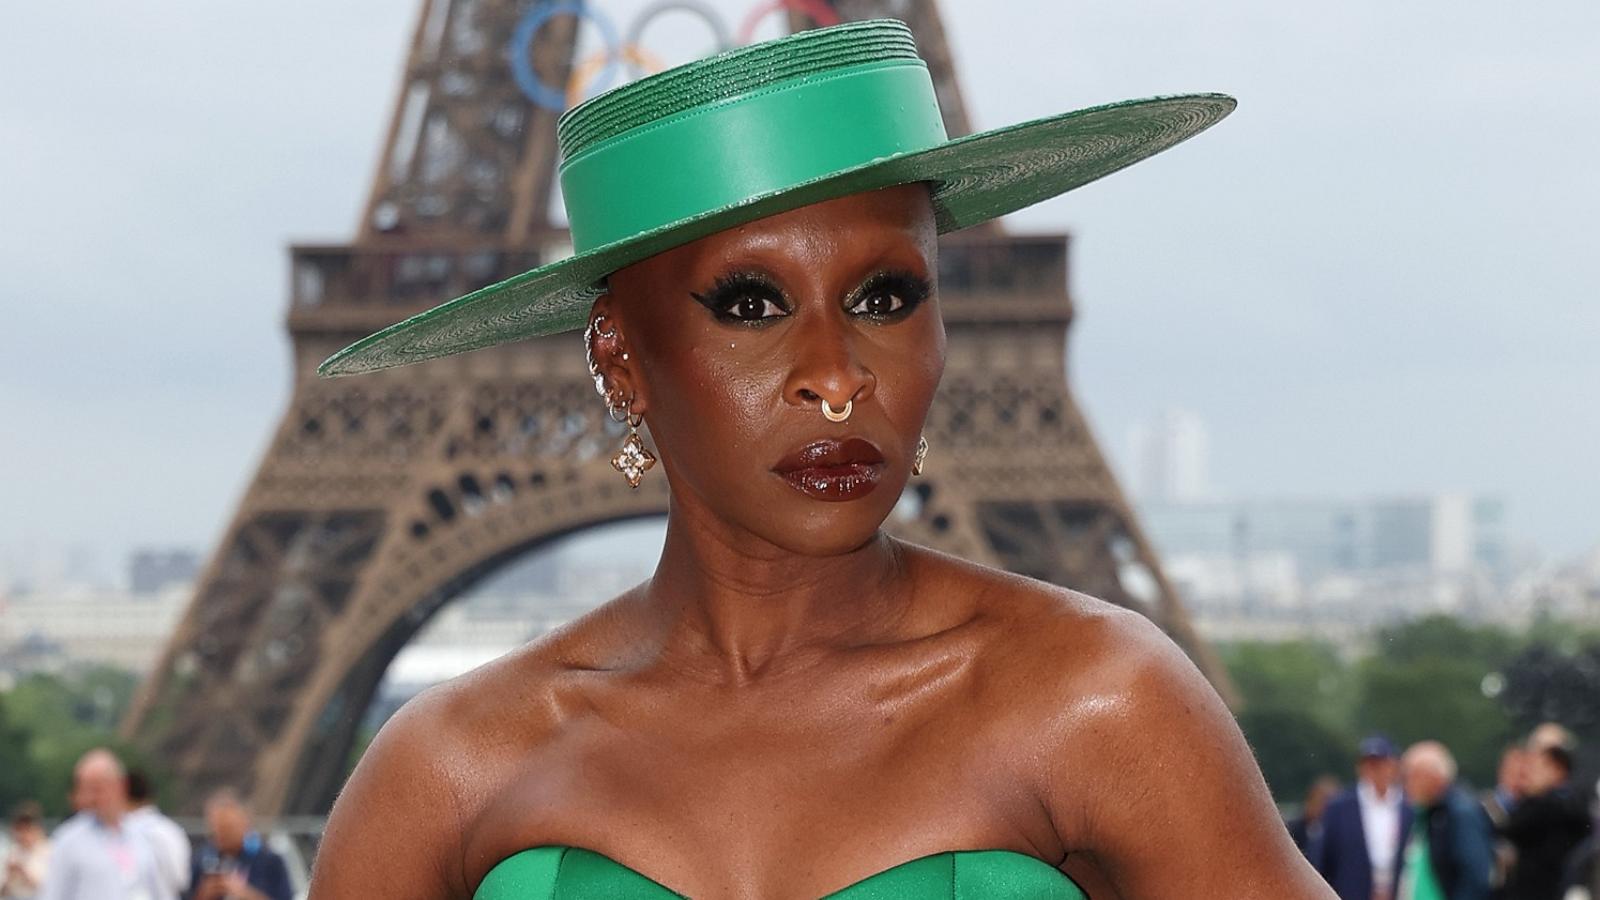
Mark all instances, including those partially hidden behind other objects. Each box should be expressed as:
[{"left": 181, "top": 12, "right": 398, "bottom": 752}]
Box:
[{"left": 559, "top": 59, "right": 948, "bottom": 254}]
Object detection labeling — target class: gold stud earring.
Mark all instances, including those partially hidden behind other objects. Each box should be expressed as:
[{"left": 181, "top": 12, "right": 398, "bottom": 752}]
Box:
[
  {"left": 912, "top": 435, "right": 929, "bottom": 476},
  {"left": 609, "top": 398, "right": 656, "bottom": 488}
]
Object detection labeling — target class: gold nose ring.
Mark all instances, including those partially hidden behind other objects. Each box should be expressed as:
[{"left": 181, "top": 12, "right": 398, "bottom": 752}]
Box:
[{"left": 821, "top": 398, "right": 852, "bottom": 423}]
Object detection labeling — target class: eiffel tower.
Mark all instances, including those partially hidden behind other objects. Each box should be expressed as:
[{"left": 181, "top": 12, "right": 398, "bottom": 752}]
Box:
[{"left": 123, "top": 0, "right": 1228, "bottom": 816}]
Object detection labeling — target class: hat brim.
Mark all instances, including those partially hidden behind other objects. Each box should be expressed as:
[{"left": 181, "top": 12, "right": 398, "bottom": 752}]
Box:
[{"left": 319, "top": 93, "right": 1234, "bottom": 377}]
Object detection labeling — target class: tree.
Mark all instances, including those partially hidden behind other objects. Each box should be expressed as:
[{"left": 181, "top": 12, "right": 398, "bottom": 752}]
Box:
[
  {"left": 1356, "top": 615, "right": 1520, "bottom": 787},
  {"left": 1221, "top": 639, "right": 1356, "bottom": 731},
  {"left": 1499, "top": 638, "right": 1600, "bottom": 783},
  {"left": 1222, "top": 639, "right": 1358, "bottom": 801},
  {"left": 0, "top": 700, "right": 42, "bottom": 813},
  {"left": 1221, "top": 618, "right": 1534, "bottom": 801},
  {"left": 0, "top": 666, "right": 155, "bottom": 817},
  {"left": 1236, "top": 705, "right": 1354, "bottom": 805}
]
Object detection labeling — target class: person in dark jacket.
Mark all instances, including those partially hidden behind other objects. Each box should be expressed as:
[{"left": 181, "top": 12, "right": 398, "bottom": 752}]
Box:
[
  {"left": 1291, "top": 776, "right": 1344, "bottom": 858},
  {"left": 1314, "top": 734, "right": 1414, "bottom": 900},
  {"left": 1483, "top": 745, "right": 1527, "bottom": 900},
  {"left": 1398, "top": 741, "right": 1495, "bottom": 900},
  {"left": 1503, "top": 744, "right": 1593, "bottom": 900},
  {"left": 184, "top": 789, "right": 292, "bottom": 900}
]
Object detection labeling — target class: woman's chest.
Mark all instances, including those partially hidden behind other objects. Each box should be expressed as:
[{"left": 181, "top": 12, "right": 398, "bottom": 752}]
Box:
[{"left": 459, "top": 677, "right": 1059, "bottom": 896}]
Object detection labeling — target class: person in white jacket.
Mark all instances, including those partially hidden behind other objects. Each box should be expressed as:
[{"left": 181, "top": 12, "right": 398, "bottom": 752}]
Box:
[
  {"left": 123, "top": 771, "right": 189, "bottom": 900},
  {"left": 37, "top": 749, "right": 160, "bottom": 900}
]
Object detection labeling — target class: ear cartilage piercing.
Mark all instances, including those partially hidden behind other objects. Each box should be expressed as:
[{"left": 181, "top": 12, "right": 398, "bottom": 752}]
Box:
[{"left": 583, "top": 315, "right": 617, "bottom": 400}]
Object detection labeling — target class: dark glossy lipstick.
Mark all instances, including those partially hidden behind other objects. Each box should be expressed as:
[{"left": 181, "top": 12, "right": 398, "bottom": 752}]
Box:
[{"left": 771, "top": 437, "right": 886, "bottom": 502}]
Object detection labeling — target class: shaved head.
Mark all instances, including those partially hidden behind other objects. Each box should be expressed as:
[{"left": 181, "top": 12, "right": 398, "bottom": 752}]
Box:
[
  {"left": 73, "top": 747, "right": 129, "bottom": 824},
  {"left": 1402, "top": 741, "right": 1457, "bottom": 807},
  {"left": 77, "top": 748, "right": 125, "bottom": 781}
]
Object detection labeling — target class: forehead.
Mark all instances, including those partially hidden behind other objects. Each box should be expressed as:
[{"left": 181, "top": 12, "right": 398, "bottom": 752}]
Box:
[
  {"left": 78, "top": 760, "right": 116, "bottom": 780},
  {"left": 612, "top": 183, "right": 936, "bottom": 287}
]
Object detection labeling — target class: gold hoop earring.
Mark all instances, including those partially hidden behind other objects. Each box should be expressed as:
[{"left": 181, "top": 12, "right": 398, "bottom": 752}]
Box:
[
  {"left": 912, "top": 435, "right": 929, "bottom": 476},
  {"left": 821, "top": 398, "right": 852, "bottom": 423},
  {"left": 610, "top": 402, "right": 656, "bottom": 488}
]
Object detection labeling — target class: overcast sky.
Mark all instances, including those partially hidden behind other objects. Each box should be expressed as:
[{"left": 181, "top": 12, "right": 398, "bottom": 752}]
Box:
[{"left": 3, "top": 0, "right": 1597, "bottom": 583}]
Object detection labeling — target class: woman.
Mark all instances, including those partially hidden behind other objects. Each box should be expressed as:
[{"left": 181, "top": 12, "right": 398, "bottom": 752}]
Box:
[
  {"left": 2, "top": 802, "right": 50, "bottom": 900},
  {"left": 310, "top": 19, "right": 1329, "bottom": 900}
]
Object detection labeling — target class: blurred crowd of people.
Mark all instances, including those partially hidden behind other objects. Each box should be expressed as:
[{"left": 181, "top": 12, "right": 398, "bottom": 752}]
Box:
[
  {"left": 1289, "top": 723, "right": 1598, "bottom": 900},
  {"left": 0, "top": 748, "right": 292, "bottom": 900}
]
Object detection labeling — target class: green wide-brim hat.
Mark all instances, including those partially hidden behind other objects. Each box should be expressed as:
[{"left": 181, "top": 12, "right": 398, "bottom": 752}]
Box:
[{"left": 320, "top": 19, "right": 1234, "bottom": 377}]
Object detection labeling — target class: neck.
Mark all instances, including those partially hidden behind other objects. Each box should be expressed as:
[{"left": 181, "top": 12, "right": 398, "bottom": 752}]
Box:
[{"left": 645, "top": 503, "right": 911, "bottom": 684}]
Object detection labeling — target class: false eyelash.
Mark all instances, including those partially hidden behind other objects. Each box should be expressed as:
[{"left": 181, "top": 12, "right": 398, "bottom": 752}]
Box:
[
  {"left": 689, "top": 271, "right": 791, "bottom": 323},
  {"left": 848, "top": 269, "right": 934, "bottom": 319}
]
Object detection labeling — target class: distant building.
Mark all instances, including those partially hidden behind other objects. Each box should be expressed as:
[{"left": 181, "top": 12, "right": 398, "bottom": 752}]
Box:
[
  {"left": 0, "top": 585, "right": 189, "bottom": 673},
  {"left": 129, "top": 548, "right": 200, "bottom": 595},
  {"left": 1129, "top": 409, "right": 1211, "bottom": 503},
  {"left": 1138, "top": 493, "right": 1514, "bottom": 642},
  {"left": 1141, "top": 494, "right": 1506, "bottom": 581}
]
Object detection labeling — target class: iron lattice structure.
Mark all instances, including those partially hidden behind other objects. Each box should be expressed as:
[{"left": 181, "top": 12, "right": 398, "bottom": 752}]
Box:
[{"left": 124, "top": 0, "right": 1227, "bottom": 816}]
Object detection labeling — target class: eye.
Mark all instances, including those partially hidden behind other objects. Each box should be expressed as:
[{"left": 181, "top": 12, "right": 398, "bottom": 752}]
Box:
[
  {"left": 726, "top": 295, "right": 787, "bottom": 321},
  {"left": 850, "top": 291, "right": 906, "bottom": 316},
  {"left": 846, "top": 271, "right": 933, "bottom": 320},
  {"left": 691, "top": 272, "right": 791, "bottom": 325}
]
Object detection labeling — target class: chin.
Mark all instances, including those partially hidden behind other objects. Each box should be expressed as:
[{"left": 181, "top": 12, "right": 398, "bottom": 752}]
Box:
[{"left": 749, "top": 483, "right": 903, "bottom": 557}]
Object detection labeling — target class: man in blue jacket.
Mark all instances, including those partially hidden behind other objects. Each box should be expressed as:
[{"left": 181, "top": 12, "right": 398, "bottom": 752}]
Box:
[
  {"left": 1314, "top": 735, "right": 1414, "bottom": 900},
  {"left": 185, "top": 789, "right": 292, "bottom": 900},
  {"left": 1398, "top": 741, "right": 1495, "bottom": 900}
]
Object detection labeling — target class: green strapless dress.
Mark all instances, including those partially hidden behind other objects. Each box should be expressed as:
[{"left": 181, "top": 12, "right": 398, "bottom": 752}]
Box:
[{"left": 474, "top": 846, "right": 1086, "bottom": 899}]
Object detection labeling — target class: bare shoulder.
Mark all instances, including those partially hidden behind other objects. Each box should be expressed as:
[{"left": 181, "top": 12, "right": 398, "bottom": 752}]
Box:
[
  {"left": 308, "top": 590, "right": 647, "bottom": 900},
  {"left": 899, "top": 543, "right": 1194, "bottom": 762},
  {"left": 899, "top": 543, "right": 1330, "bottom": 898},
  {"left": 900, "top": 540, "right": 1162, "bottom": 681}
]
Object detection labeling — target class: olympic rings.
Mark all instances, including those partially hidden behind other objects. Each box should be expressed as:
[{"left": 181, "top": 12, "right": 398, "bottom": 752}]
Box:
[
  {"left": 510, "top": 0, "right": 849, "bottom": 112},
  {"left": 508, "top": 2, "right": 623, "bottom": 112},
  {"left": 735, "top": 0, "right": 840, "bottom": 45},
  {"left": 624, "top": 1, "right": 733, "bottom": 80},
  {"left": 568, "top": 44, "right": 667, "bottom": 107}
]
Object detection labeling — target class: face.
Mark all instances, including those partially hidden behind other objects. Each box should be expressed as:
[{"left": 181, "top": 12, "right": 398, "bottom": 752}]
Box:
[
  {"left": 1358, "top": 756, "right": 1397, "bottom": 793},
  {"left": 593, "top": 184, "right": 943, "bottom": 556},
  {"left": 73, "top": 758, "right": 127, "bottom": 822},
  {"left": 10, "top": 821, "right": 42, "bottom": 848},
  {"left": 1306, "top": 779, "right": 1338, "bottom": 819},
  {"left": 206, "top": 802, "right": 250, "bottom": 853},
  {"left": 1498, "top": 748, "right": 1527, "bottom": 793},
  {"left": 1523, "top": 752, "right": 1565, "bottom": 795},
  {"left": 1402, "top": 758, "right": 1446, "bottom": 807}
]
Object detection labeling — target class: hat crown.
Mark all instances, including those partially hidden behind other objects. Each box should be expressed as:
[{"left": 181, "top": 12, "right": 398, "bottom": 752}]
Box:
[{"left": 556, "top": 19, "right": 922, "bottom": 165}]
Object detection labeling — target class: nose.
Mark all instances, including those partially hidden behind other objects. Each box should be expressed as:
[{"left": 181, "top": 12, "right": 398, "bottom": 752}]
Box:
[{"left": 782, "top": 309, "right": 876, "bottom": 416}]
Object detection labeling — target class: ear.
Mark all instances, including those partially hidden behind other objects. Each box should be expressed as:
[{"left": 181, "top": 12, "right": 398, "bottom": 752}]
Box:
[{"left": 586, "top": 294, "right": 649, "bottom": 417}]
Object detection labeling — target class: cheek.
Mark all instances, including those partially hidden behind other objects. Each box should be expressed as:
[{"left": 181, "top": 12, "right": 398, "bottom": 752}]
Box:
[
  {"left": 876, "top": 314, "right": 946, "bottom": 421},
  {"left": 641, "top": 331, "right": 787, "bottom": 455}
]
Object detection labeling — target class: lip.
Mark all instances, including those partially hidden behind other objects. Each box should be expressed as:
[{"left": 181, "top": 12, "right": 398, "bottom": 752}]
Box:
[{"left": 771, "top": 437, "right": 886, "bottom": 502}]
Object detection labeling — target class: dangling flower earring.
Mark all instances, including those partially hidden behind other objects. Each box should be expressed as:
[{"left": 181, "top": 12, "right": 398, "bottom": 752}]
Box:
[
  {"left": 609, "top": 397, "right": 656, "bottom": 488},
  {"left": 912, "top": 435, "right": 930, "bottom": 476}
]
